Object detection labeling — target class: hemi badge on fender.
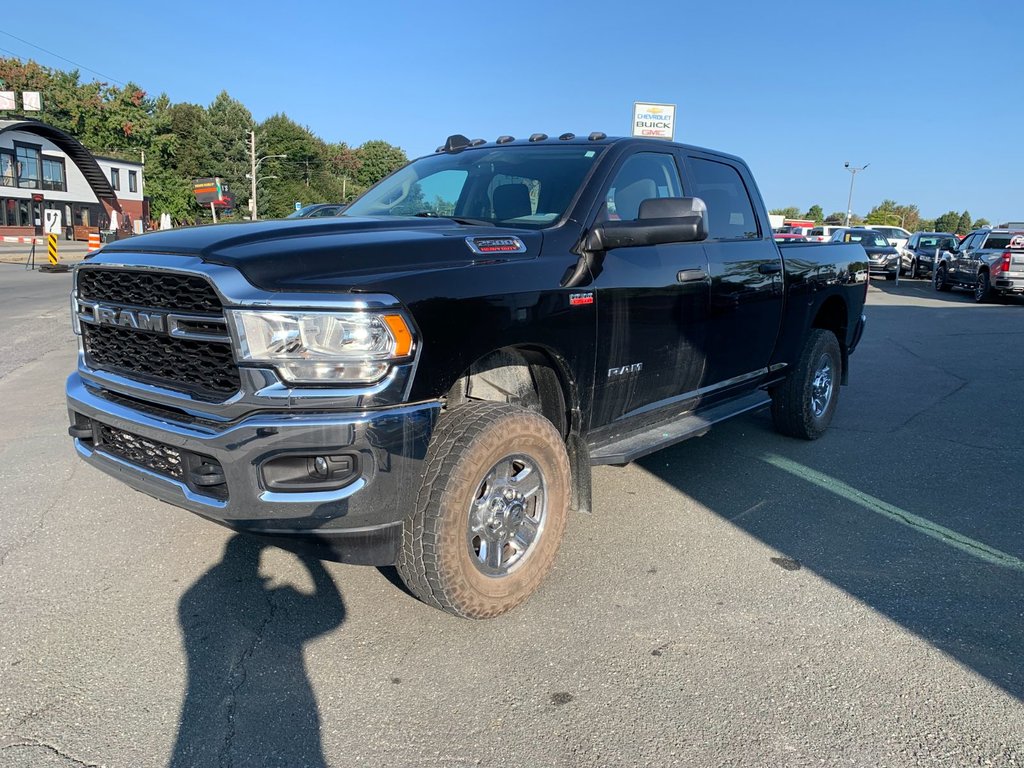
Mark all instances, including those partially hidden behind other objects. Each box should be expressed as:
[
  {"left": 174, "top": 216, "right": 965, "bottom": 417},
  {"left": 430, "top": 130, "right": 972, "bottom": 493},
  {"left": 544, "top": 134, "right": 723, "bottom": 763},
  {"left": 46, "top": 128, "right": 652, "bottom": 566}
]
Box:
[
  {"left": 466, "top": 236, "right": 528, "bottom": 255},
  {"left": 569, "top": 292, "right": 594, "bottom": 306}
]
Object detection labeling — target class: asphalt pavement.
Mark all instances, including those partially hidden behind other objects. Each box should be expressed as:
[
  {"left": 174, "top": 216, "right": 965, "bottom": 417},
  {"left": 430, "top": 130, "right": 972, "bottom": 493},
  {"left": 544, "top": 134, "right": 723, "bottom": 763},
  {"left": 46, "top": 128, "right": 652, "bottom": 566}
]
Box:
[{"left": 0, "top": 264, "right": 1021, "bottom": 767}]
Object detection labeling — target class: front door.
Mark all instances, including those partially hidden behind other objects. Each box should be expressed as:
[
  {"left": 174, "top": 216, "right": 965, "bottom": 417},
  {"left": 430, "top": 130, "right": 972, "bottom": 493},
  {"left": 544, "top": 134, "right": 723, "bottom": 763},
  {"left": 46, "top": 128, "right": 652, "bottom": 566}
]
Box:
[{"left": 590, "top": 150, "right": 710, "bottom": 429}]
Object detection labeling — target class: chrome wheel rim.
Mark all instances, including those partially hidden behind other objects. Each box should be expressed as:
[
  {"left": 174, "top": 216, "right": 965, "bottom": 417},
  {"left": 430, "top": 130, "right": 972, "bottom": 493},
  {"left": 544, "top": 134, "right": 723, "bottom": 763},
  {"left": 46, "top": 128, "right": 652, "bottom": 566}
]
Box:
[
  {"left": 467, "top": 454, "right": 547, "bottom": 577},
  {"left": 810, "top": 354, "right": 834, "bottom": 418}
]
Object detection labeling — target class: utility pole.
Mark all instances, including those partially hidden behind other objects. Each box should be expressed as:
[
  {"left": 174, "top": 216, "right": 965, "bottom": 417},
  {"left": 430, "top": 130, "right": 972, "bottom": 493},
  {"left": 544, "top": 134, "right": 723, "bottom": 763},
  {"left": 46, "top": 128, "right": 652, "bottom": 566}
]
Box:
[
  {"left": 249, "top": 130, "right": 258, "bottom": 221},
  {"left": 844, "top": 162, "right": 869, "bottom": 226}
]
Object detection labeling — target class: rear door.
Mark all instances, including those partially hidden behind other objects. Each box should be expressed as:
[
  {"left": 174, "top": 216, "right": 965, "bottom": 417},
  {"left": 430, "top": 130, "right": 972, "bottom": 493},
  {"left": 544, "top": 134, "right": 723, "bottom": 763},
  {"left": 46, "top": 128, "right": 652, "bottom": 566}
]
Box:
[{"left": 680, "top": 152, "right": 783, "bottom": 395}]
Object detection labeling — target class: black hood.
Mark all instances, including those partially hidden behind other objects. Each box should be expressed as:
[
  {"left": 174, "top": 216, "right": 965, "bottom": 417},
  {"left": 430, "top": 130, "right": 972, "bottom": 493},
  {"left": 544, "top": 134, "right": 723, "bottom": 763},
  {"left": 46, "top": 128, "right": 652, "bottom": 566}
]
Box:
[{"left": 99, "top": 217, "right": 543, "bottom": 292}]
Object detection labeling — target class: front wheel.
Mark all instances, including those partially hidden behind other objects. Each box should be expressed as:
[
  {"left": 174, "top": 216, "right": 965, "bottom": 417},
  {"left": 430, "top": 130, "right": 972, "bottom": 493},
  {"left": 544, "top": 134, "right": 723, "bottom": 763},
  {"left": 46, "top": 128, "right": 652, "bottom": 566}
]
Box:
[
  {"left": 771, "top": 329, "right": 842, "bottom": 440},
  {"left": 396, "top": 402, "right": 570, "bottom": 619},
  {"left": 934, "top": 263, "right": 952, "bottom": 292},
  {"left": 909, "top": 259, "right": 918, "bottom": 279}
]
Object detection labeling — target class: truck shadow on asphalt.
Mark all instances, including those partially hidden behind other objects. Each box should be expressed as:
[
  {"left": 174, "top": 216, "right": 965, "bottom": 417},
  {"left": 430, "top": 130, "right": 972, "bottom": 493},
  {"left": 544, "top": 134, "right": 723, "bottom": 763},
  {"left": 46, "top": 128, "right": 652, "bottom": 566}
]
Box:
[
  {"left": 637, "top": 297, "right": 1024, "bottom": 701},
  {"left": 169, "top": 535, "right": 345, "bottom": 768}
]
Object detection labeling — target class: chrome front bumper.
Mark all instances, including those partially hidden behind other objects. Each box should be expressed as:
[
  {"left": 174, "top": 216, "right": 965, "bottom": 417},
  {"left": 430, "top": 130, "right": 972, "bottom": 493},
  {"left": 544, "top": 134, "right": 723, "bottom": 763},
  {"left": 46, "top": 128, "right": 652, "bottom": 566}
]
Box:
[{"left": 67, "top": 372, "right": 440, "bottom": 564}]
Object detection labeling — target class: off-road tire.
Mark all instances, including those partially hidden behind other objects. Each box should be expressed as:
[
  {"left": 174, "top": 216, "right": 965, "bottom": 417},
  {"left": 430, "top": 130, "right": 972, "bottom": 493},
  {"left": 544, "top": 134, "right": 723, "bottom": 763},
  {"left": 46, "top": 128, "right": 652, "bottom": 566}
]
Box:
[
  {"left": 934, "top": 263, "right": 952, "bottom": 292},
  {"left": 396, "top": 402, "right": 570, "bottom": 619},
  {"left": 770, "top": 329, "right": 842, "bottom": 440}
]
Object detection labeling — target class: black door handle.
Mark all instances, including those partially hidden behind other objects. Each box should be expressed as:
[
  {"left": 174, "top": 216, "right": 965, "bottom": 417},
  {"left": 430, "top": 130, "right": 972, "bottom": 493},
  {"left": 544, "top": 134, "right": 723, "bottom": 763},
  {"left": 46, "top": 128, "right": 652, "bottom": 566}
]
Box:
[
  {"left": 677, "top": 268, "right": 707, "bottom": 283},
  {"left": 758, "top": 262, "right": 783, "bottom": 275}
]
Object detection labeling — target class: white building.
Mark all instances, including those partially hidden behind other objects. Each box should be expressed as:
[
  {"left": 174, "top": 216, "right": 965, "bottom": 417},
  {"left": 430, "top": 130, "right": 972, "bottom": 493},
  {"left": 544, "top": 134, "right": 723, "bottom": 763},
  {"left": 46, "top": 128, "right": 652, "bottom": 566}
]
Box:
[{"left": 0, "top": 117, "right": 145, "bottom": 241}]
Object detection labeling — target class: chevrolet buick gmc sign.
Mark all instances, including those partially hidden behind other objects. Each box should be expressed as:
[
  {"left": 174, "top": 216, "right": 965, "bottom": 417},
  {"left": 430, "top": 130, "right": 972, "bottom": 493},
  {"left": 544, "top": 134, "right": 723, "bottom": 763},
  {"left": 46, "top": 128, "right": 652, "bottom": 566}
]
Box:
[{"left": 632, "top": 102, "right": 676, "bottom": 140}]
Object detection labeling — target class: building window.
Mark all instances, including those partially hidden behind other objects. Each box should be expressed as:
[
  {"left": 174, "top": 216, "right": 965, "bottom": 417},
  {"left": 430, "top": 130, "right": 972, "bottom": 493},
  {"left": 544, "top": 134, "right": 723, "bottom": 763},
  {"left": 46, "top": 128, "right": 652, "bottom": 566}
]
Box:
[
  {"left": 128, "top": 170, "right": 137, "bottom": 193},
  {"left": 110, "top": 168, "right": 120, "bottom": 190},
  {"left": 15, "top": 143, "right": 41, "bottom": 189},
  {"left": 0, "top": 151, "right": 15, "bottom": 187},
  {"left": 1, "top": 198, "right": 14, "bottom": 226},
  {"left": 42, "top": 157, "right": 66, "bottom": 191}
]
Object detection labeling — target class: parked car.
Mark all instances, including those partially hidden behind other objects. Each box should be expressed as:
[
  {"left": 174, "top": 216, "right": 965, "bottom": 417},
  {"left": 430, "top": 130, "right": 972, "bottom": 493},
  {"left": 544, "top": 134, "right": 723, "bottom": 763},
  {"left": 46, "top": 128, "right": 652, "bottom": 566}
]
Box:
[
  {"left": 806, "top": 225, "right": 846, "bottom": 243},
  {"left": 901, "top": 232, "right": 958, "bottom": 278},
  {"left": 67, "top": 133, "right": 868, "bottom": 618},
  {"left": 830, "top": 227, "right": 900, "bottom": 279},
  {"left": 933, "top": 229, "right": 1024, "bottom": 302},
  {"left": 773, "top": 233, "right": 808, "bottom": 243},
  {"left": 863, "top": 225, "right": 912, "bottom": 252},
  {"left": 286, "top": 203, "right": 346, "bottom": 219}
]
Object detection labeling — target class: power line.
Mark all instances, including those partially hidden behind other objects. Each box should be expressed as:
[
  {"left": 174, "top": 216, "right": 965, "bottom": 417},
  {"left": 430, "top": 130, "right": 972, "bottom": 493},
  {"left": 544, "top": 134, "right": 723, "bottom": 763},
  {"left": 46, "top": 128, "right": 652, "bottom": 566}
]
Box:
[{"left": 0, "top": 29, "right": 127, "bottom": 86}]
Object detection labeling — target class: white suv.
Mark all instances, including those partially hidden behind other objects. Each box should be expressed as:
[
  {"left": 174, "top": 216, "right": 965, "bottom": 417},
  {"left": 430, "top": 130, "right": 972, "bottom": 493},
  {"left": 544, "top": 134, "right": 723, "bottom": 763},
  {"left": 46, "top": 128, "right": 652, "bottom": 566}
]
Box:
[
  {"left": 806, "top": 225, "right": 846, "bottom": 243},
  {"left": 863, "top": 225, "right": 912, "bottom": 252}
]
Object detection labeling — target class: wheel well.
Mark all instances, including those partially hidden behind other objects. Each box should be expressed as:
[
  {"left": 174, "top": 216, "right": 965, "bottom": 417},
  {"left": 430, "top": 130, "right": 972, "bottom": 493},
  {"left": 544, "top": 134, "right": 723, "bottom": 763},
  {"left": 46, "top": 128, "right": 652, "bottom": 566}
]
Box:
[
  {"left": 812, "top": 296, "right": 848, "bottom": 384},
  {"left": 445, "top": 346, "right": 574, "bottom": 438}
]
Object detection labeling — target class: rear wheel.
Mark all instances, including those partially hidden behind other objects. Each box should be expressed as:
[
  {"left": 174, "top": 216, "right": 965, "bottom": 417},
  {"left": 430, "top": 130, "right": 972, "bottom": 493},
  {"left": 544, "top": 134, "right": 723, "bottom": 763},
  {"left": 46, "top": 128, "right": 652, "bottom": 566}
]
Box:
[
  {"left": 396, "top": 402, "right": 570, "bottom": 619},
  {"left": 974, "top": 271, "right": 991, "bottom": 303},
  {"left": 934, "top": 263, "right": 952, "bottom": 292},
  {"left": 771, "top": 329, "right": 842, "bottom": 440}
]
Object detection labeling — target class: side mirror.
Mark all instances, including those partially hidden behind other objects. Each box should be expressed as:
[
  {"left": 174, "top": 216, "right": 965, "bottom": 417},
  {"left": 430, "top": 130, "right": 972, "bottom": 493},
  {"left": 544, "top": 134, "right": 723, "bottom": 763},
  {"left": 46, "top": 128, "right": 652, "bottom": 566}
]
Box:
[{"left": 585, "top": 196, "right": 708, "bottom": 251}]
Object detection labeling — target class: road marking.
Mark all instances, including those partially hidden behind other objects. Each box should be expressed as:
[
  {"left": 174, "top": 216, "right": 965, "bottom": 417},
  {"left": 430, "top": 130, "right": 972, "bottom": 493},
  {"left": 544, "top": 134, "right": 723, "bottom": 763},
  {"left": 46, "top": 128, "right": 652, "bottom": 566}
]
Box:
[{"left": 762, "top": 453, "right": 1024, "bottom": 572}]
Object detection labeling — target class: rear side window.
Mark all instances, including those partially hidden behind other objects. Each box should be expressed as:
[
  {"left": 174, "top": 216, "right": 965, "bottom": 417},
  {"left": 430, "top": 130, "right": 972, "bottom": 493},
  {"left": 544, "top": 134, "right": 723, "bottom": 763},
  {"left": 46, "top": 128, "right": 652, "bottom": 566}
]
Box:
[
  {"left": 981, "top": 234, "right": 1024, "bottom": 250},
  {"left": 809, "top": 227, "right": 823, "bottom": 236},
  {"left": 687, "top": 157, "right": 759, "bottom": 239}
]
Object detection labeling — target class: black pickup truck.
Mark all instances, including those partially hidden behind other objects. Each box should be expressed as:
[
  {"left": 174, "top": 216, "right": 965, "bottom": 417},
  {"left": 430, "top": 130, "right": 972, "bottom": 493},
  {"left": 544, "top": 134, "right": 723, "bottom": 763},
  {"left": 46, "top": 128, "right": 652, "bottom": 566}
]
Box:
[{"left": 66, "top": 133, "right": 867, "bottom": 618}]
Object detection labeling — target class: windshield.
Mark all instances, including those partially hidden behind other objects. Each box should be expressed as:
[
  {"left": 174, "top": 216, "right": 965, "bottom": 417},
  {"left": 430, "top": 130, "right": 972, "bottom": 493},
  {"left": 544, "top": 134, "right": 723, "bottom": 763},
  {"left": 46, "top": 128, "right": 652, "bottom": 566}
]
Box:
[{"left": 342, "top": 145, "right": 606, "bottom": 229}]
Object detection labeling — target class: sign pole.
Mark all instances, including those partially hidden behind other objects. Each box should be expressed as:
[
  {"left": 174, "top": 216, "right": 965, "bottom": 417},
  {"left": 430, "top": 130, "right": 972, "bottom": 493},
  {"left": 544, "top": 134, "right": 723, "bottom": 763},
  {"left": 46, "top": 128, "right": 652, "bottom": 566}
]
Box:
[
  {"left": 210, "top": 201, "right": 218, "bottom": 224},
  {"left": 24, "top": 240, "right": 35, "bottom": 271}
]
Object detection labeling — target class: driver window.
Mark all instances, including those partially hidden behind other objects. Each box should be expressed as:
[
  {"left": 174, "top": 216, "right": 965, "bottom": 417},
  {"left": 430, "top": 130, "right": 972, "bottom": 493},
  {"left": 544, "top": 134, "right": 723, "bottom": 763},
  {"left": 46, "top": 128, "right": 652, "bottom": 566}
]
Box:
[{"left": 600, "top": 152, "right": 682, "bottom": 222}]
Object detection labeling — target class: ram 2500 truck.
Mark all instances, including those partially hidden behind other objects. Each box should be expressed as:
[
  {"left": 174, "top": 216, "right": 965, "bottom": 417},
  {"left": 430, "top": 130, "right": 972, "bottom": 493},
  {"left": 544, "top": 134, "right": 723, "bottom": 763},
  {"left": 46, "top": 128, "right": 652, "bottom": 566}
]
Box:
[{"left": 66, "top": 133, "right": 867, "bottom": 618}]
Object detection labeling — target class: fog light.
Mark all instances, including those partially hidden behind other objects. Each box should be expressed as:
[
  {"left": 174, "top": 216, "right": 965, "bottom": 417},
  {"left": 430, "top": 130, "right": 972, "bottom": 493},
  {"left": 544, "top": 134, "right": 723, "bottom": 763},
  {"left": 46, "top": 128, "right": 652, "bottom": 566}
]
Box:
[{"left": 261, "top": 453, "right": 358, "bottom": 492}]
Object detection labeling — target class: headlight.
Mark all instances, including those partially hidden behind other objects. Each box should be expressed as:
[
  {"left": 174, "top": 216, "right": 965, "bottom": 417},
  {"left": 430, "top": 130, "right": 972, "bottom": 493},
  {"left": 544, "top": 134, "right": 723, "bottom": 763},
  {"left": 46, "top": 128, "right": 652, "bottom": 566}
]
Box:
[{"left": 228, "top": 310, "right": 414, "bottom": 384}]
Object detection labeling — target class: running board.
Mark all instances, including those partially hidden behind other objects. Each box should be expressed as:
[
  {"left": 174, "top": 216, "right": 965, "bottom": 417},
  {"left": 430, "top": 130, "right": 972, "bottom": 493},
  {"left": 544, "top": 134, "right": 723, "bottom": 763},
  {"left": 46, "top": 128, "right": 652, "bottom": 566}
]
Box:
[{"left": 588, "top": 392, "right": 772, "bottom": 466}]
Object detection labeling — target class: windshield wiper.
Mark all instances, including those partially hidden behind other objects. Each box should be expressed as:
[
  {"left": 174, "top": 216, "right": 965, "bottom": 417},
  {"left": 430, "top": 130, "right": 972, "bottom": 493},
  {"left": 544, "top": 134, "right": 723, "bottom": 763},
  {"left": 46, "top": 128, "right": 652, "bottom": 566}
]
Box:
[{"left": 412, "top": 212, "right": 493, "bottom": 226}]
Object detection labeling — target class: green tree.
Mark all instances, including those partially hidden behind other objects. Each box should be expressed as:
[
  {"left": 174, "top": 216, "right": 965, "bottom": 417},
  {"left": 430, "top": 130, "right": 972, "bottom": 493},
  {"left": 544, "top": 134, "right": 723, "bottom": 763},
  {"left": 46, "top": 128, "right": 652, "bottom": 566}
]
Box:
[
  {"left": 933, "top": 211, "right": 961, "bottom": 233},
  {"left": 769, "top": 206, "right": 802, "bottom": 219},
  {"left": 824, "top": 211, "right": 847, "bottom": 225},
  {"left": 354, "top": 140, "right": 407, "bottom": 188},
  {"left": 205, "top": 91, "right": 254, "bottom": 220},
  {"left": 804, "top": 204, "right": 824, "bottom": 224},
  {"left": 956, "top": 210, "right": 972, "bottom": 234},
  {"left": 972, "top": 217, "right": 990, "bottom": 229}
]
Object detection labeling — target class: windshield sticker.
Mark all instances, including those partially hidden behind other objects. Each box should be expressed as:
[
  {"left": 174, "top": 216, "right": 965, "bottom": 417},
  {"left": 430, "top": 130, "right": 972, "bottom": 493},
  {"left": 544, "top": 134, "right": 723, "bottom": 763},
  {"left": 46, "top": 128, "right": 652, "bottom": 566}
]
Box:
[
  {"left": 569, "top": 292, "right": 594, "bottom": 306},
  {"left": 1010, "top": 235, "right": 1024, "bottom": 249}
]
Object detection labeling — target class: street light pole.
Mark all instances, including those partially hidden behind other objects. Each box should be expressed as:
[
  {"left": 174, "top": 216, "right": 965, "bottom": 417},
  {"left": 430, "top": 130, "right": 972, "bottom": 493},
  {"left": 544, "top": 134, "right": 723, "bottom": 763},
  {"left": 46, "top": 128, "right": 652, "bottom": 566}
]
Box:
[
  {"left": 247, "top": 129, "right": 287, "bottom": 221},
  {"left": 844, "top": 162, "right": 869, "bottom": 226}
]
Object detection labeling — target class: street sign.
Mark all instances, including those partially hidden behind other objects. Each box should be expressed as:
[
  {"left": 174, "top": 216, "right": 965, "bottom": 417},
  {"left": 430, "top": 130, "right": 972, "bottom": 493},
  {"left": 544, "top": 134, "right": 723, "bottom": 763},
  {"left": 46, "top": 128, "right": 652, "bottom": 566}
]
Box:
[
  {"left": 631, "top": 102, "right": 676, "bottom": 141},
  {"left": 295, "top": 202, "right": 302, "bottom": 211},
  {"left": 22, "top": 91, "right": 41, "bottom": 111},
  {"left": 0, "top": 91, "right": 14, "bottom": 110},
  {"left": 44, "top": 209, "right": 62, "bottom": 236}
]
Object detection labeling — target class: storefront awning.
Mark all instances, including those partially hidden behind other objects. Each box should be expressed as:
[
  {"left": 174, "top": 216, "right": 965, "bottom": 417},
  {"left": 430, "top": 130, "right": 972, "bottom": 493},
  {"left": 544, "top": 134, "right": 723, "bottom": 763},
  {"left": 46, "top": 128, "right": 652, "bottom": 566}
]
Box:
[{"left": 0, "top": 117, "right": 122, "bottom": 212}]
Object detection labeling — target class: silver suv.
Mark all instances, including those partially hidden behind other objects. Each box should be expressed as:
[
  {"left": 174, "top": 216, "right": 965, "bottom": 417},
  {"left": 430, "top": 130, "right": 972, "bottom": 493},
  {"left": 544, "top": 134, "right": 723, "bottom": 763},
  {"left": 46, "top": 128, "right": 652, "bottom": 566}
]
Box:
[{"left": 934, "top": 229, "right": 1024, "bottom": 302}]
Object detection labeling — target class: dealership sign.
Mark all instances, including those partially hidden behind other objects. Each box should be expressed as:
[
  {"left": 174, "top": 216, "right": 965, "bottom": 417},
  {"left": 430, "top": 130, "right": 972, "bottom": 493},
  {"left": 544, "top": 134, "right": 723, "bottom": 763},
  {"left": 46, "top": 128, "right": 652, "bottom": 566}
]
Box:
[{"left": 632, "top": 102, "right": 676, "bottom": 140}]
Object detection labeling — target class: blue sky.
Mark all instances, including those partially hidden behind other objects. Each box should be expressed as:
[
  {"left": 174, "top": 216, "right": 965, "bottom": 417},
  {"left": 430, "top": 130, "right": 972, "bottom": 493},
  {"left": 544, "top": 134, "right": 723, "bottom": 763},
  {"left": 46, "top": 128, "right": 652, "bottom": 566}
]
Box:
[{"left": 2, "top": 0, "right": 1020, "bottom": 223}]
